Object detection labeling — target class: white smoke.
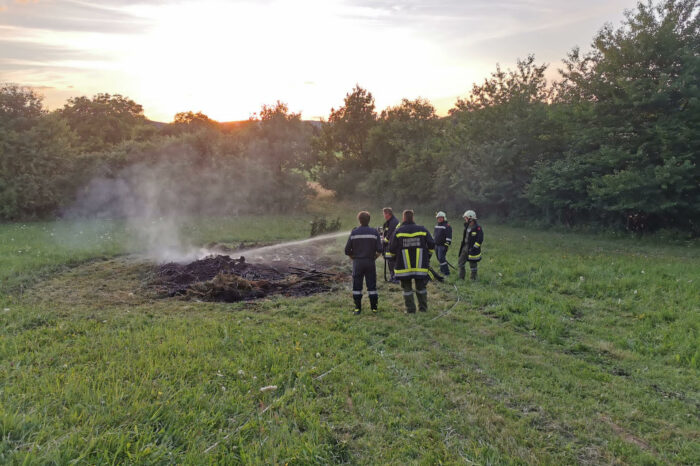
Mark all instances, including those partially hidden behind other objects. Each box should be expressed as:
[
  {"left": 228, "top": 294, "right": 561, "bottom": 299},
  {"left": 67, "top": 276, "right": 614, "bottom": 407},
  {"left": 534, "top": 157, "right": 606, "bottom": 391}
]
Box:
[
  {"left": 66, "top": 164, "right": 200, "bottom": 262},
  {"left": 64, "top": 135, "right": 311, "bottom": 263}
]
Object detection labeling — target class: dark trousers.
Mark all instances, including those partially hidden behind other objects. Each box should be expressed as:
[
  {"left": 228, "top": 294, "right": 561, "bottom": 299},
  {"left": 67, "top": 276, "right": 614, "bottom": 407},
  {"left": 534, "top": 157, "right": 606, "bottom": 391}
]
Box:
[
  {"left": 352, "top": 258, "right": 378, "bottom": 310},
  {"left": 400, "top": 278, "right": 428, "bottom": 312},
  {"left": 436, "top": 245, "right": 450, "bottom": 275},
  {"left": 386, "top": 256, "right": 396, "bottom": 280}
]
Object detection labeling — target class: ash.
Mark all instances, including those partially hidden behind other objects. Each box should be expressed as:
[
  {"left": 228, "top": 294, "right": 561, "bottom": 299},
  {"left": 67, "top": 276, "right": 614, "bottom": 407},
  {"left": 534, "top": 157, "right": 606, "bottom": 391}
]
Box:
[{"left": 152, "top": 254, "right": 343, "bottom": 302}]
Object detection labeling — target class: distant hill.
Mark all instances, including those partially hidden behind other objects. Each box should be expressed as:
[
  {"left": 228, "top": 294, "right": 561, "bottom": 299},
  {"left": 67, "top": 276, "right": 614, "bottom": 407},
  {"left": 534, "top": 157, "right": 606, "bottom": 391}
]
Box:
[
  {"left": 146, "top": 119, "right": 322, "bottom": 130},
  {"left": 218, "top": 120, "right": 255, "bottom": 131},
  {"left": 219, "top": 120, "right": 322, "bottom": 130},
  {"left": 145, "top": 119, "right": 167, "bottom": 128}
]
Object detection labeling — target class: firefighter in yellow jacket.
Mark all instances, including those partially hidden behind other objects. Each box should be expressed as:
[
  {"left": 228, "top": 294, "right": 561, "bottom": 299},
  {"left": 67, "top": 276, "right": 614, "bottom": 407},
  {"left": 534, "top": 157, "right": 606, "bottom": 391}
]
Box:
[
  {"left": 458, "top": 210, "right": 483, "bottom": 280},
  {"left": 388, "top": 210, "right": 436, "bottom": 313}
]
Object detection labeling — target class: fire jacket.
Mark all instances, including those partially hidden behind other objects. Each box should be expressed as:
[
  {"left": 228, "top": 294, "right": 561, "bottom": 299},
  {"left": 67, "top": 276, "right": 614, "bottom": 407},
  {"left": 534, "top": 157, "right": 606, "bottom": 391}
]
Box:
[
  {"left": 433, "top": 220, "right": 452, "bottom": 247},
  {"left": 382, "top": 214, "right": 400, "bottom": 258},
  {"left": 458, "top": 222, "right": 483, "bottom": 262},
  {"left": 388, "top": 221, "right": 436, "bottom": 278},
  {"left": 345, "top": 226, "right": 382, "bottom": 260},
  {"left": 382, "top": 215, "right": 399, "bottom": 246}
]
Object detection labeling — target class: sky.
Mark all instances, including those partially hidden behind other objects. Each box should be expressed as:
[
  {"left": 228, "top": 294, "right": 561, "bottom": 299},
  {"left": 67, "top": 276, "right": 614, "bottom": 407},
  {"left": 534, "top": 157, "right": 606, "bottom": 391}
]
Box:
[{"left": 0, "top": 0, "right": 641, "bottom": 122}]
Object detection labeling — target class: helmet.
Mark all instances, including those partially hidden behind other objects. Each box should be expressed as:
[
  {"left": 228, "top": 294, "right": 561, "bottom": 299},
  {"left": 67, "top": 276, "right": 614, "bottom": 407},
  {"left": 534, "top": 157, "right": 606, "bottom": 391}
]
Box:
[
  {"left": 435, "top": 211, "right": 447, "bottom": 219},
  {"left": 463, "top": 210, "right": 477, "bottom": 219}
]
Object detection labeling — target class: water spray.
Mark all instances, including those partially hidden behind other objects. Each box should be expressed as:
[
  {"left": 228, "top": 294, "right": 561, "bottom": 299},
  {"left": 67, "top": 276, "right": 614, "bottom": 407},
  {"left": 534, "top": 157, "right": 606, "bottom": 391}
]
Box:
[{"left": 235, "top": 231, "right": 349, "bottom": 260}]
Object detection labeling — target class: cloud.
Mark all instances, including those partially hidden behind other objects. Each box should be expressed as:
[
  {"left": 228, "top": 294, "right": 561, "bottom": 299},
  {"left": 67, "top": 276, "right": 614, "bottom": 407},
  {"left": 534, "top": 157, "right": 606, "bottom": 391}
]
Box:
[
  {"left": 0, "top": 0, "right": 642, "bottom": 120},
  {"left": 0, "top": 39, "right": 101, "bottom": 63},
  {"left": 1, "top": 0, "right": 151, "bottom": 34}
]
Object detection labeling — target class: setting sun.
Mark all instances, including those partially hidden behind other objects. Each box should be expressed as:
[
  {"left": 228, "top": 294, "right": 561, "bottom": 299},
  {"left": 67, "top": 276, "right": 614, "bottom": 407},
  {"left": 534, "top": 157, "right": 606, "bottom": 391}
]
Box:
[{"left": 1, "top": 0, "right": 639, "bottom": 121}]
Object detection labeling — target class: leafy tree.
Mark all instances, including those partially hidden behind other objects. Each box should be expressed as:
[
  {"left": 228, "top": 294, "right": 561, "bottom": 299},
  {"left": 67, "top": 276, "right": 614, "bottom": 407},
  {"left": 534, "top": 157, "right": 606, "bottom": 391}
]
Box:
[
  {"left": 314, "top": 85, "right": 377, "bottom": 195},
  {"left": 0, "top": 83, "right": 44, "bottom": 132},
  {"left": 443, "top": 56, "right": 565, "bottom": 217},
  {"left": 249, "top": 101, "right": 313, "bottom": 174},
  {"left": 362, "top": 98, "right": 442, "bottom": 203},
  {"left": 173, "top": 111, "right": 217, "bottom": 128},
  {"left": 529, "top": 0, "right": 700, "bottom": 228},
  {"left": 324, "top": 85, "right": 377, "bottom": 164},
  {"left": 59, "top": 93, "right": 148, "bottom": 152},
  {"left": 0, "top": 87, "right": 79, "bottom": 219}
]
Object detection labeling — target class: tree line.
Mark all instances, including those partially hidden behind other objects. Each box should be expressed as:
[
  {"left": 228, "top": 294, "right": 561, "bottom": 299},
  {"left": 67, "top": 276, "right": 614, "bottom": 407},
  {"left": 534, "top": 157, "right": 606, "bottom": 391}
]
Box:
[
  {"left": 1, "top": 0, "right": 697, "bottom": 232},
  {"left": 316, "top": 0, "right": 699, "bottom": 232},
  {"left": 0, "top": 90, "right": 315, "bottom": 219}
]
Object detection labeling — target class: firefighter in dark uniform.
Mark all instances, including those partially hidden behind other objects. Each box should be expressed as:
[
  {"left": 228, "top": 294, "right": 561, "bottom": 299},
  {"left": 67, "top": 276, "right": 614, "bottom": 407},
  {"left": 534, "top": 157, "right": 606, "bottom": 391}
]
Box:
[
  {"left": 433, "top": 211, "right": 452, "bottom": 276},
  {"left": 458, "top": 210, "right": 483, "bottom": 281},
  {"left": 388, "top": 210, "right": 436, "bottom": 313},
  {"left": 344, "top": 211, "right": 383, "bottom": 315},
  {"left": 381, "top": 207, "right": 400, "bottom": 283}
]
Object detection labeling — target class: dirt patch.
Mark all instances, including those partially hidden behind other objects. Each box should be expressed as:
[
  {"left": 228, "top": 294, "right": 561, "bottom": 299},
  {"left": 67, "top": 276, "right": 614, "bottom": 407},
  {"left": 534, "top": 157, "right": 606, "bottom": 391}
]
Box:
[
  {"left": 151, "top": 255, "right": 344, "bottom": 302},
  {"left": 599, "top": 415, "right": 654, "bottom": 453}
]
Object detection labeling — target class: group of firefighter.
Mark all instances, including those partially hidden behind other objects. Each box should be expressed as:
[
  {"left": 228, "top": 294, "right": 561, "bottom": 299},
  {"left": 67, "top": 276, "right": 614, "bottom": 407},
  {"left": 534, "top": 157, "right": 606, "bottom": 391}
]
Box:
[{"left": 344, "top": 207, "right": 483, "bottom": 315}]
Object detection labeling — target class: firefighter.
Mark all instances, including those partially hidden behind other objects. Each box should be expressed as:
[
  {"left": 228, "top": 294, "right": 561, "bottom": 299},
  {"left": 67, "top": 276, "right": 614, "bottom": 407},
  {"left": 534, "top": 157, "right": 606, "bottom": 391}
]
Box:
[
  {"left": 344, "top": 211, "right": 383, "bottom": 315},
  {"left": 458, "top": 210, "right": 483, "bottom": 281},
  {"left": 388, "top": 210, "right": 435, "bottom": 313},
  {"left": 381, "top": 207, "right": 400, "bottom": 283},
  {"left": 433, "top": 211, "right": 452, "bottom": 276}
]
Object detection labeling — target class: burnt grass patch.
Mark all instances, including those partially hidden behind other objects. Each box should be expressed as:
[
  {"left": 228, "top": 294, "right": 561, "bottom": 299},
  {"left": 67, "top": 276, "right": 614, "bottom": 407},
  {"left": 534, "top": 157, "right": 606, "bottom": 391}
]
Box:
[{"left": 151, "top": 255, "right": 345, "bottom": 302}]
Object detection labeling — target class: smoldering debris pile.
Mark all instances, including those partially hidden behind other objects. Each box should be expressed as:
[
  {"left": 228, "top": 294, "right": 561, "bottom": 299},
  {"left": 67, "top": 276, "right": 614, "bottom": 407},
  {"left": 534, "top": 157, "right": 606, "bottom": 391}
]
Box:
[{"left": 152, "top": 255, "right": 342, "bottom": 302}]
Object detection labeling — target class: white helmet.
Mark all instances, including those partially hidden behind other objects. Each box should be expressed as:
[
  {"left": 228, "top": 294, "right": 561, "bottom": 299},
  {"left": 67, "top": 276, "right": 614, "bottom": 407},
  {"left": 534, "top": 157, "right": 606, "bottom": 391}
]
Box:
[
  {"left": 463, "top": 210, "right": 477, "bottom": 219},
  {"left": 435, "top": 211, "right": 447, "bottom": 219}
]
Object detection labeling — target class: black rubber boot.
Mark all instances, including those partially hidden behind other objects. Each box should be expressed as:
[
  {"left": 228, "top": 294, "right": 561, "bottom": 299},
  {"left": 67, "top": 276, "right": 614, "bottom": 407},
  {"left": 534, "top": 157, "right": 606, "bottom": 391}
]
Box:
[
  {"left": 369, "top": 294, "right": 378, "bottom": 313},
  {"left": 353, "top": 295, "right": 362, "bottom": 315},
  {"left": 470, "top": 269, "right": 477, "bottom": 281}
]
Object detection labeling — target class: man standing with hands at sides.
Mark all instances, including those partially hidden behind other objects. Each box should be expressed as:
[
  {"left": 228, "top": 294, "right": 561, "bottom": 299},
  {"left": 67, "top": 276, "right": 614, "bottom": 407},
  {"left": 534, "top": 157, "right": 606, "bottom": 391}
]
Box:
[
  {"left": 458, "top": 210, "right": 483, "bottom": 281},
  {"left": 381, "top": 207, "right": 400, "bottom": 283},
  {"left": 434, "top": 211, "right": 452, "bottom": 276},
  {"left": 345, "top": 211, "right": 383, "bottom": 315},
  {"left": 389, "top": 210, "right": 435, "bottom": 313}
]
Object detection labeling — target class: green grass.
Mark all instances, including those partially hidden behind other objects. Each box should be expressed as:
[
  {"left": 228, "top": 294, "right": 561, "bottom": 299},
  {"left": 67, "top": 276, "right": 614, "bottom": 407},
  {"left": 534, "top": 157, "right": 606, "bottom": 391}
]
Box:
[{"left": 1, "top": 212, "right": 698, "bottom": 464}]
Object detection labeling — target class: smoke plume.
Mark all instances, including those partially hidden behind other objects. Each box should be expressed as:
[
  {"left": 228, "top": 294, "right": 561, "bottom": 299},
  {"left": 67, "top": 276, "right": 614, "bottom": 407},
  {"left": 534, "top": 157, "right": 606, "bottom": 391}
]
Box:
[{"left": 64, "top": 138, "right": 308, "bottom": 262}]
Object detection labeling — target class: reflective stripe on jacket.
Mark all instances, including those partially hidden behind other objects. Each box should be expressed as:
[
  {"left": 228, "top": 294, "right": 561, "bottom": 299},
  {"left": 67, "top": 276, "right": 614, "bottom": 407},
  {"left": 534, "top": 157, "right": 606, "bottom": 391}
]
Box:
[
  {"left": 345, "top": 226, "right": 382, "bottom": 259},
  {"left": 433, "top": 221, "right": 452, "bottom": 247},
  {"left": 388, "top": 221, "right": 435, "bottom": 278},
  {"left": 458, "top": 222, "right": 483, "bottom": 262}
]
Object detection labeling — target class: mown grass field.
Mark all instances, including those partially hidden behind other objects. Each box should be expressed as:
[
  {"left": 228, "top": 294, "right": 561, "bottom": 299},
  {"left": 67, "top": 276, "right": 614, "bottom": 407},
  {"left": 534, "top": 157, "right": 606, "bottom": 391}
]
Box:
[{"left": 1, "top": 211, "right": 698, "bottom": 464}]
